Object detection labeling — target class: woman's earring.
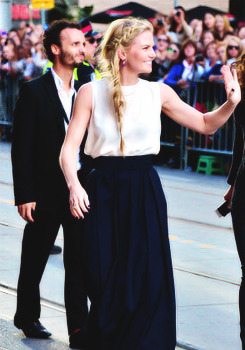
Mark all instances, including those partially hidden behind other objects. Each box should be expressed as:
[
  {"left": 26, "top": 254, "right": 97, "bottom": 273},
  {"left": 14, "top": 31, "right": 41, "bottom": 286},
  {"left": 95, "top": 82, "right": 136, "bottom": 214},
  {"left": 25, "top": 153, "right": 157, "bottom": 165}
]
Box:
[{"left": 122, "top": 59, "right": 126, "bottom": 67}]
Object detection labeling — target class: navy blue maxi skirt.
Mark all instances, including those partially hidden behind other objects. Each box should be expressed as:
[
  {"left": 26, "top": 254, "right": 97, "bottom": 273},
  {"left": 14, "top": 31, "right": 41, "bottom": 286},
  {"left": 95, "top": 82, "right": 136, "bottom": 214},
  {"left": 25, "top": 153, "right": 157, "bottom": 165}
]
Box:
[{"left": 82, "top": 155, "right": 176, "bottom": 350}]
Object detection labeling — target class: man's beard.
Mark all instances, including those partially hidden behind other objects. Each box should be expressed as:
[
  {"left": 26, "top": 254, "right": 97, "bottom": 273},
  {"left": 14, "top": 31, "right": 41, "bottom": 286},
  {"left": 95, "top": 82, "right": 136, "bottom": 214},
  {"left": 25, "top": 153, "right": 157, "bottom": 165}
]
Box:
[{"left": 60, "top": 51, "right": 84, "bottom": 68}]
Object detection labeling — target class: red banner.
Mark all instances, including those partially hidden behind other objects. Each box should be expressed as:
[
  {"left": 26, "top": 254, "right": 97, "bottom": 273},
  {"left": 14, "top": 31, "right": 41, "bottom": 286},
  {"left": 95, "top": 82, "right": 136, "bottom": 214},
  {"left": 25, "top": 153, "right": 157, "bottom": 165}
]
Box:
[{"left": 12, "top": 4, "right": 41, "bottom": 20}]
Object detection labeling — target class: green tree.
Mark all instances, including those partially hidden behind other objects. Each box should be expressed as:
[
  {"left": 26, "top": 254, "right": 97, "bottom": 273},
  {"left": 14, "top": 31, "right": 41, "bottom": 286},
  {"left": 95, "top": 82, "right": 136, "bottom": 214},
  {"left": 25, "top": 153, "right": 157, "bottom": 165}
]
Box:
[
  {"left": 46, "top": 0, "right": 93, "bottom": 23},
  {"left": 77, "top": 5, "right": 93, "bottom": 21}
]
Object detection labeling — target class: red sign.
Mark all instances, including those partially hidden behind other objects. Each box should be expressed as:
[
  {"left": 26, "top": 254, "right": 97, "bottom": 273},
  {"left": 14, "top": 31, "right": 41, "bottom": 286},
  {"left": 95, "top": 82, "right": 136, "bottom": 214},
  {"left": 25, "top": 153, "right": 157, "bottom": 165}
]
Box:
[{"left": 12, "top": 4, "right": 41, "bottom": 20}]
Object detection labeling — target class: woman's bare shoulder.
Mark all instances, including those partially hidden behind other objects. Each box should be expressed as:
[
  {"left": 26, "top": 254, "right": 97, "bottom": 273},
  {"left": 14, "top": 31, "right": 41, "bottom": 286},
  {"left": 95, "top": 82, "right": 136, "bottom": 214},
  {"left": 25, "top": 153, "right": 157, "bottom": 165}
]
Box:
[
  {"left": 77, "top": 81, "right": 92, "bottom": 95},
  {"left": 157, "top": 82, "right": 177, "bottom": 104}
]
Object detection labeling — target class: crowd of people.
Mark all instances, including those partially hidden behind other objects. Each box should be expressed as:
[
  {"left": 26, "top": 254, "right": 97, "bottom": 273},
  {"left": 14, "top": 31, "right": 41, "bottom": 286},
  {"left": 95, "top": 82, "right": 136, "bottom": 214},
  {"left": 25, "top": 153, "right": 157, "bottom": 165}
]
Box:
[
  {"left": 0, "top": 7, "right": 245, "bottom": 90},
  {"left": 0, "top": 19, "right": 102, "bottom": 84}
]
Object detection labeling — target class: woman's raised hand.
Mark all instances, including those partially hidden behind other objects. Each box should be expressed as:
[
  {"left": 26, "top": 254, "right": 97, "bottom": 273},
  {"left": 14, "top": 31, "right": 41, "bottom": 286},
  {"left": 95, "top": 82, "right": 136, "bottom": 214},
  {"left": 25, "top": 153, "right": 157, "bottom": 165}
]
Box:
[
  {"left": 221, "top": 65, "right": 241, "bottom": 106},
  {"left": 69, "top": 184, "right": 90, "bottom": 219}
]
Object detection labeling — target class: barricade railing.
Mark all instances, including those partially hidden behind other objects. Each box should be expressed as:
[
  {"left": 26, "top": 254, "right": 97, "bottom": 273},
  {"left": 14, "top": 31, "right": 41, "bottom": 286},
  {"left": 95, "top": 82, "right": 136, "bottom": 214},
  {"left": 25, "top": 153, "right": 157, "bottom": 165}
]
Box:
[
  {"left": 0, "top": 71, "right": 19, "bottom": 128},
  {"left": 0, "top": 73, "right": 235, "bottom": 167},
  {"left": 160, "top": 80, "right": 234, "bottom": 170}
]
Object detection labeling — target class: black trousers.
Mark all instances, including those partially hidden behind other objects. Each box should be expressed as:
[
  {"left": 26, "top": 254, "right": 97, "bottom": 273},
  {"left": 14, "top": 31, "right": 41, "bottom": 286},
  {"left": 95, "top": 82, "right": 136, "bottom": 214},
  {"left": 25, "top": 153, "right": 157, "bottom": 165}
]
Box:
[
  {"left": 231, "top": 216, "right": 245, "bottom": 349},
  {"left": 14, "top": 204, "right": 88, "bottom": 335}
]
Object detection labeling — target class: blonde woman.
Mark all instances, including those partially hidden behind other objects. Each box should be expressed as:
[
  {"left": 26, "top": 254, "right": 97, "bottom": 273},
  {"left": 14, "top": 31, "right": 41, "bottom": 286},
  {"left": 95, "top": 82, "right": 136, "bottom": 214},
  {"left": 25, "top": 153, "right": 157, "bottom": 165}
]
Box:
[
  {"left": 214, "top": 14, "right": 233, "bottom": 41},
  {"left": 225, "top": 35, "right": 244, "bottom": 65},
  {"left": 207, "top": 41, "right": 227, "bottom": 82},
  {"left": 60, "top": 17, "right": 240, "bottom": 350}
]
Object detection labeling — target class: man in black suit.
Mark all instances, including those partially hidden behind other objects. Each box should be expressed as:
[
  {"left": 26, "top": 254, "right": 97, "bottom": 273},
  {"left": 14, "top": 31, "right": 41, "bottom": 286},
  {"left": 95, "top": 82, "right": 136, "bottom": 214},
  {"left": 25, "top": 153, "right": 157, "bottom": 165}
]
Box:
[{"left": 11, "top": 20, "right": 88, "bottom": 349}]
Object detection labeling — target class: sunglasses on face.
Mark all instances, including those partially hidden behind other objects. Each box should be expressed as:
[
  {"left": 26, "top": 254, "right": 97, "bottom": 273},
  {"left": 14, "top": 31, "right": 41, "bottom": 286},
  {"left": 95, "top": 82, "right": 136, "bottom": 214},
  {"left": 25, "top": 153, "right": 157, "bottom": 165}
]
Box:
[
  {"left": 87, "top": 37, "right": 101, "bottom": 44},
  {"left": 167, "top": 47, "right": 178, "bottom": 53},
  {"left": 157, "top": 38, "right": 168, "bottom": 43},
  {"left": 228, "top": 45, "right": 239, "bottom": 50}
]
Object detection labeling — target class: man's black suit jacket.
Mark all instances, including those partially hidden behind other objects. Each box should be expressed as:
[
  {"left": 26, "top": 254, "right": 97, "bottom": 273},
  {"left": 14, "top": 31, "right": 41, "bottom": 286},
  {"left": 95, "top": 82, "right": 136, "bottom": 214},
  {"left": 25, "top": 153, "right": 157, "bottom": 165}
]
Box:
[{"left": 11, "top": 70, "right": 83, "bottom": 212}]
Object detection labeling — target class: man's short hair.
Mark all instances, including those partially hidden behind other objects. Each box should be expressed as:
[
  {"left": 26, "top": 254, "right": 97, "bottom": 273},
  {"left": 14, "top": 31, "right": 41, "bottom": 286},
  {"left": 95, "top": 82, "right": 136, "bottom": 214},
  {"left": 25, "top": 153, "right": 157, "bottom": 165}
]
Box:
[{"left": 43, "top": 20, "right": 81, "bottom": 62}]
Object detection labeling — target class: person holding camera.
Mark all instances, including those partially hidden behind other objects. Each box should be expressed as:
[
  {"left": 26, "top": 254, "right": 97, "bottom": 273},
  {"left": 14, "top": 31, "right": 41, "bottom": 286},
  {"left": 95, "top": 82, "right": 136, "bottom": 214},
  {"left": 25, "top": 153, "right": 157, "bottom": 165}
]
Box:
[
  {"left": 168, "top": 6, "right": 193, "bottom": 44},
  {"left": 199, "top": 41, "right": 221, "bottom": 77},
  {"left": 152, "top": 14, "right": 178, "bottom": 44}
]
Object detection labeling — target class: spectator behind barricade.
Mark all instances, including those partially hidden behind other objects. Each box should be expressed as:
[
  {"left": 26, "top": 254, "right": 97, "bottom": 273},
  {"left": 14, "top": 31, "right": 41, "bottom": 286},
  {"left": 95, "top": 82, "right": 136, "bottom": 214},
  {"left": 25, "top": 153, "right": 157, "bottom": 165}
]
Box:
[
  {"left": 8, "top": 29, "right": 21, "bottom": 46},
  {"left": 168, "top": 6, "right": 193, "bottom": 44},
  {"left": 165, "top": 39, "right": 204, "bottom": 96},
  {"left": 225, "top": 36, "right": 244, "bottom": 65},
  {"left": 237, "top": 25, "right": 245, "bottom": 40},
  {"left": 223, "top": 31, "right": 237, "bottom": 44},
  {"left": 190, "top": 19, "right": 203, "bottom": 52},
  {"left": 152, "top": 13, "right": 178, "bottom": 43},
  {"left": 32, "top": 41, "right": 48, "bottom": 77},
  {"left": 203, "top": 12, "right": 216, "bottom": 31},
  {"left": 22, "top": 38, "right": 34, "bottom": 58},
  {"left": 17, "top": 21, "right": 28, "bottom": 40},
  {"left": 35, "top": 24, "right": 44, "bottom": 38},
  {"left": 14, "top": 37, "right": 36, "bottom": 81},
  {"left": 1, "top": 41, "right": 19, "bottom": 79},
  {"left": 0, "top": 30, "right": 7, "bottom": 63},
  {"left": 149, "top": 34, "right": 170, "bottom": 81},
  {"left": 202, "top": 30, "right": 216, "bottom": 48},
  {"left": 200, "top": 41, "right": 220, "bottom": 77},
  {"left": 206, "top": 41, "right": 227, "bottom": 82},
  {"left": 28, "top": 31, "right": 40, "bottom": 46},
  {"left": 0, "top": 30, "right": 7, "bottom": 47},
  {"left": 24, "top": 23, "right": 34, "bottom": 37},
  {"left": 156, "top": 42, "right": 181, "bottom": 82},
  {"left": 163, "top": 42, "right": 181, "bottom": 77},
  {"left": 214, "top": 14, "right": 233, "bottom": 41},
  {"left": 191, "top": 19, "right": 203, "bottom": 42}
]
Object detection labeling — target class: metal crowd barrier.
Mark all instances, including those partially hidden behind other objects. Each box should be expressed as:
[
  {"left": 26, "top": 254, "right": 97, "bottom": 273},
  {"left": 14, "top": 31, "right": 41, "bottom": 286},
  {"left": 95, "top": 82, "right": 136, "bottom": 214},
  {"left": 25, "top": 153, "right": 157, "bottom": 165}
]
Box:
[
  {"left": 0, "top": 71, "right": 19, "bottom": 129},
  {"left": 160, "top": 81, "right": 234, "bottom": 170},
  {"left": 0, "top": 73, "right": 235, "bottom": 167}
]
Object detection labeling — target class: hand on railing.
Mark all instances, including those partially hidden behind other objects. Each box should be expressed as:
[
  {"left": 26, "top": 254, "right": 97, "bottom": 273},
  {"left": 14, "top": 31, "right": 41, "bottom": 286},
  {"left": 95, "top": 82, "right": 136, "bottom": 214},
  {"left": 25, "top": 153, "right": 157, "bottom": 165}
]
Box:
[{"left": 176, "top": 78, "right": 189, "bottom": 89}]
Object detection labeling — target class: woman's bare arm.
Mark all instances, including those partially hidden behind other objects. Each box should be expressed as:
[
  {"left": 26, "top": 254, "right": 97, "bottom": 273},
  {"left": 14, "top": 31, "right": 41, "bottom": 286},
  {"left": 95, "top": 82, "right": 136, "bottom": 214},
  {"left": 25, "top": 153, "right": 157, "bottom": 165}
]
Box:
[
  {"left": 60, "top": 83, "right": 92, "bottom": 218},
  {"left": 160, "top": 66, "right": 241, "bottom": 134}
]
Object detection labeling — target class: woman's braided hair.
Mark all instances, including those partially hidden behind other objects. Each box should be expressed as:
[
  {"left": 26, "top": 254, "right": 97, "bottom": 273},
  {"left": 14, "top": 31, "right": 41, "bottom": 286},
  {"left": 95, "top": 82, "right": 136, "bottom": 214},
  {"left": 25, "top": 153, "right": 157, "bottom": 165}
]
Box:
[{"left": 98, "top": 17, "right": 153, "bottom": 154}]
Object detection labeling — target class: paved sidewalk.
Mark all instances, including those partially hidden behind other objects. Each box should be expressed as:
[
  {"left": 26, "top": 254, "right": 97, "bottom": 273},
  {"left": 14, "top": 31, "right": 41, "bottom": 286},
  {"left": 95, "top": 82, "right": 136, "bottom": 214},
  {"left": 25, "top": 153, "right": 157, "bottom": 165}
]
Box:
[{"left": 0, "top": 141, "right": 241, "bottom": 350}]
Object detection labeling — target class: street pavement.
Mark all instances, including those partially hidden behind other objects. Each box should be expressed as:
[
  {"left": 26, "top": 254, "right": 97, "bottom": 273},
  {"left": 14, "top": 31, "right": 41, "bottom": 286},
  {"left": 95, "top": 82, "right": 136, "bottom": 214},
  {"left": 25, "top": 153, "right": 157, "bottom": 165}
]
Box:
[{"left": 0, "top": 141, "right": 241, "bottom": 350}]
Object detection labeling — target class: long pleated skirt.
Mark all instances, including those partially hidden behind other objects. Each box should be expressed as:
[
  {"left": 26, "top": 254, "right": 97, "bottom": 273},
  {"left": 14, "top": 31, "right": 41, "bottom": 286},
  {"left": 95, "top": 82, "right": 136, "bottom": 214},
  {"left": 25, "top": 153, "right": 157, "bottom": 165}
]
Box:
[{"left": 82, "top": 155, "right": 176, "bottom": 350}]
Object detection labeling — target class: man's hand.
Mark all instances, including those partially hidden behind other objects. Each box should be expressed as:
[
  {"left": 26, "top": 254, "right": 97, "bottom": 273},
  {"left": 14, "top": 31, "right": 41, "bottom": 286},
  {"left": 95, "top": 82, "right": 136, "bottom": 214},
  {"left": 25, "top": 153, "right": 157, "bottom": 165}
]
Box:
[{"left": 18, "top": 202, "right": 36, "bottom": 222}]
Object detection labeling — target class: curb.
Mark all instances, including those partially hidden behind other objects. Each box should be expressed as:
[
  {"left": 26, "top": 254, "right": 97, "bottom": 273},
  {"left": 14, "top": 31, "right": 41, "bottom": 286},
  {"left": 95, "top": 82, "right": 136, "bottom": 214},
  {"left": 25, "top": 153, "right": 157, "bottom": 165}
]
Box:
[{"left": 177, "top": 341, "right": 204, "bottom": 350}]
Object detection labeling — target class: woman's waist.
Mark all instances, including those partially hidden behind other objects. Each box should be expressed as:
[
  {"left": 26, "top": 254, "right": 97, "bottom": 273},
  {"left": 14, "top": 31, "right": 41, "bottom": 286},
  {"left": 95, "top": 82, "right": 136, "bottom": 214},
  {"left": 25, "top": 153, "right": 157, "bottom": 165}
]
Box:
[{"left": 83, "top": 154, "right": 154, "bottom": 171}]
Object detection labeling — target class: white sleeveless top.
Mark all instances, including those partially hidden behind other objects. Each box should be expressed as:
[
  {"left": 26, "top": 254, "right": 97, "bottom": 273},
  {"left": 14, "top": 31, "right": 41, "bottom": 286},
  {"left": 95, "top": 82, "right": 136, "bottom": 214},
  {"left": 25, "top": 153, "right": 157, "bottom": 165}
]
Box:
[{"left": 84, "top": 78, "right": 162, "bottom": 158}]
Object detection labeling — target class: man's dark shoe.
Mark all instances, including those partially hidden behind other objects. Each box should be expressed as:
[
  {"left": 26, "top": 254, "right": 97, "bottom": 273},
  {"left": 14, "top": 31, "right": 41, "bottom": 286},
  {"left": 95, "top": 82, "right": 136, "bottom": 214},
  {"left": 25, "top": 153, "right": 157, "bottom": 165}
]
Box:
[
  {"left": 69, "top": 329, "right": 87, "bottom": 349},
  {"left": 15, "top": 320, "right": 52, "bottom": 339},
  {"left": 50, "top": 244, "right": 62, "bottom": 255}
]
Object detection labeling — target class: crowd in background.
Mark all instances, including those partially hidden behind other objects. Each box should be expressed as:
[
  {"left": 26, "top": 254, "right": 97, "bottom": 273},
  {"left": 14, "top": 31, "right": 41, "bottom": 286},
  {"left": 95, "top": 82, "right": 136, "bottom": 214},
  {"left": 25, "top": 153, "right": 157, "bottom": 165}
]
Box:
[
  {"left": 0, "top": 6, "right": 245, "bottom": 89},
  {"left": 0, "top": 22, "right": 48, "bottom": 82},
  {"left": 147, "top": 7, "right": 245, "bottom": 93},
  {"left": 0, "top": 6, "right": 245, "bottom": 149}
]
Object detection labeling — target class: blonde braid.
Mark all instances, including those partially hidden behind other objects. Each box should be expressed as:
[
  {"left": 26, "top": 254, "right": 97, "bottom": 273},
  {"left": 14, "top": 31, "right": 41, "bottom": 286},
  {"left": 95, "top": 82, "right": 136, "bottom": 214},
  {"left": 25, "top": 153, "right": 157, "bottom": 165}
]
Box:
[{"left": 98, "top": 17, "right": 153, "bottom": 154}]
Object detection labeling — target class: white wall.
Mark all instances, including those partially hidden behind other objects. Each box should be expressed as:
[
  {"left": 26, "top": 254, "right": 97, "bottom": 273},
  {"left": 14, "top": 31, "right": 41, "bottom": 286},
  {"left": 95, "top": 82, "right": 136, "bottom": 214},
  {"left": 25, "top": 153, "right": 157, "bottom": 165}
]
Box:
[
  {"left": 80, "top": 0, "right": 229, "bottom": 16},
  {"left": 0, "top": 0, "right": 12, "bottom": 31}
]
